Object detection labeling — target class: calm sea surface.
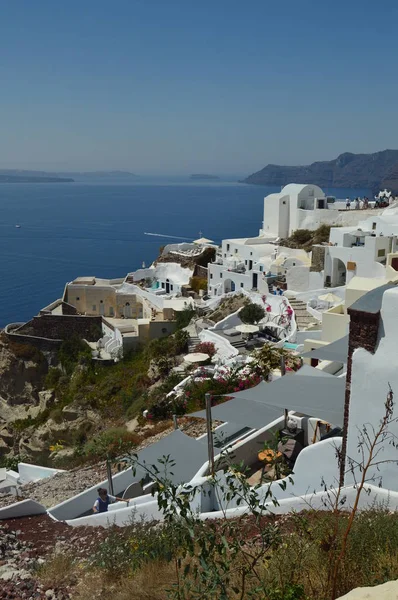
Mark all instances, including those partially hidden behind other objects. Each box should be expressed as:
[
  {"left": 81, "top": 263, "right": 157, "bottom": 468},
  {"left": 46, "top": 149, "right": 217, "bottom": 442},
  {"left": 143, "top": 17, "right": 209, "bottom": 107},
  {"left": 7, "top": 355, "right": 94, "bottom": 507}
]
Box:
[{"left": 0, "top": 181, "right": 371, "bottom": 327}]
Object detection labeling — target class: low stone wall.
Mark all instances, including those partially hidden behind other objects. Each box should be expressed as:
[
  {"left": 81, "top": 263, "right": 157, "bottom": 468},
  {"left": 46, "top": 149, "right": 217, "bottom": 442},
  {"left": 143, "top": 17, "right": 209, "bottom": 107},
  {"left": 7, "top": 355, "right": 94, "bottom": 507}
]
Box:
[
  {"left": 15, "top": 314, "right": 102, "bottom": 342},
  {"left": 310, "top": 245, "right": 326, "bottom": 272}
]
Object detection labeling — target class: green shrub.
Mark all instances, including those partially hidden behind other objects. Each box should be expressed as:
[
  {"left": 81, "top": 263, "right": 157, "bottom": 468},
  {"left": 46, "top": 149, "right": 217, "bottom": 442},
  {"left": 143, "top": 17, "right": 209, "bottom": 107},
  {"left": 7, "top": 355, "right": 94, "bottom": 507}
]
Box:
[
  {"left": 189, "top": 276, "right": 207, "bottom": 293},
  {"left": 175, "top": 307, "right": 195, "bottom": 330},
  {"left": 290, "top": 228, "right": 313, "bottom": 245},
  {"left": 239, "top": 302, "right": 265, "bottom": 324},
  {"left": 45, "top": 367, "right": 62, "bottom": 389},
  {"left": 8, "top": 340, "right": 45, "bottom": 364},
  {"left": 58, "top": 334, "right": 92, "bottom": 375},
  {"left": 173, "top": 329, "right": 189, "bottom": 354},
  {"left": 83, "top": 427, "right": 139, "bottom": 460}
]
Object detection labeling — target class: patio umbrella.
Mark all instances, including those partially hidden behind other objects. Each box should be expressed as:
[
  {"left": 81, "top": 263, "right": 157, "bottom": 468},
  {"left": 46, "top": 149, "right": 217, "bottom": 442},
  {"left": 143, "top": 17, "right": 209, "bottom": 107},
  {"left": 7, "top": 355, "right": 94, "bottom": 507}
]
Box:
[
  {"left": 184, "top": 352, "right": 210, "bottom": 363},
  {"left": 317, "top": 292, "right": 342, "bottom": 305},
  {"left": 193, "top": 237, "right": 214, "bottom": 245},
  {"left": 235, "top": 324, "right": 259, "bottom": 334}
]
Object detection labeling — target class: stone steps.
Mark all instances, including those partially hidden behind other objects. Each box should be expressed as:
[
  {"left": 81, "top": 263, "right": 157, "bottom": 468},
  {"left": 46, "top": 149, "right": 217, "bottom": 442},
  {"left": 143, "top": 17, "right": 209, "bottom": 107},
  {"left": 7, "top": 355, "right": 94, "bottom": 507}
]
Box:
[
  {"left": 289, "top": 298, "right": 319, "bottom": 331},
  {"left": 188, "top": 336, "right": 200, "bottom": 352}
]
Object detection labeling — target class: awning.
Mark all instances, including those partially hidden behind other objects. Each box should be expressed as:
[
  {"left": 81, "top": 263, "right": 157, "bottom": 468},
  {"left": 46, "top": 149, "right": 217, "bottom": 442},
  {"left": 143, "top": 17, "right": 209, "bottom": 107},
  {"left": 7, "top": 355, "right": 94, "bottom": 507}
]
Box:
[
  {"left": 190, "top": 369, "right": 345, "bottom": 428},
  {"left": 133, "top": 429, "right": 209, "bottom": 484},
  {"left": 302, "top": 335, "right": 349, "bottom": 363}
]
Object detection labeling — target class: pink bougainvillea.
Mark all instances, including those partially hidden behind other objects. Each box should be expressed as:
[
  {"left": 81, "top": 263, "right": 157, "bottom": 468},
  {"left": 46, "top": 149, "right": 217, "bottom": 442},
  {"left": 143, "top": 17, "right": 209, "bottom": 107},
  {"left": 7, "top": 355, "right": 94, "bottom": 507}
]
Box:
[{"left": 194, "top": 341, "right": 217, "bottom": 357}]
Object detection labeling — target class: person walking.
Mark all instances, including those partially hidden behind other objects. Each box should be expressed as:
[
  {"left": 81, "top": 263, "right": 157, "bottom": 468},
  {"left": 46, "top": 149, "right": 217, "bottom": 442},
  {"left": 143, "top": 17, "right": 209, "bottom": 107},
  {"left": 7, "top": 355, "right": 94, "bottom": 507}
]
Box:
[
  {"left": 93, "top": 487, "right": 126, "bottom": 513},
  {"left": 346, "top": 197, "right": 351, "bottom": 210}
]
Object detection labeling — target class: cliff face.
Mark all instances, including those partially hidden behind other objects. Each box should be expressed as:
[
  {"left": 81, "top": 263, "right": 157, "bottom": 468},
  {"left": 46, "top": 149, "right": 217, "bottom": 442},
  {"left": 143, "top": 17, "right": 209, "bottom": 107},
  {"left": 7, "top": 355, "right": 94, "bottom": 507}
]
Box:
[{"left": 242, "top": 150, "right": 398, "bottom": 193}]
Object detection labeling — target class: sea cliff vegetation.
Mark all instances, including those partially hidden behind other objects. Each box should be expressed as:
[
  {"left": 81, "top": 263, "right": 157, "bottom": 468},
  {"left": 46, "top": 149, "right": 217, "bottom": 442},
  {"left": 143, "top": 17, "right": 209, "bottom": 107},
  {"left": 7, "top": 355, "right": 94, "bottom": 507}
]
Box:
[{"left": 0, "top": 314, "right": 298, "bottom": 469}]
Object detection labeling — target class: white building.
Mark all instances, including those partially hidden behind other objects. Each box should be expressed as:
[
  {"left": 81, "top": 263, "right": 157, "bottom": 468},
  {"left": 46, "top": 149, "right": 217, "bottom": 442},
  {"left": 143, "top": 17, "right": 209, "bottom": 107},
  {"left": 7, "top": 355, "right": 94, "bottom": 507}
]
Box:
[
  {"left": 260, "top": 184, "right": 339, "bottom": 239},
  {"left": 207, "top": 236, "right": 310, "bottom": 297},
  {"left": 208, "top": 183, "right": 382, "bottom": 298},
  {"left": 322, "top": 212, "right": 398, "bottom": 288},
  {"left": 130, "top": 262, "right": 193, "bottom": 295}
]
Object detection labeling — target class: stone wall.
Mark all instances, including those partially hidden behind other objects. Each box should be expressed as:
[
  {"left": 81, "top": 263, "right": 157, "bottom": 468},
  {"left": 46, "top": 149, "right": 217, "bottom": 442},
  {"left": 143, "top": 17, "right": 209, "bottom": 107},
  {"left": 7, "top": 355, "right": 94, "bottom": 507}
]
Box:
[
  {"left": 193, "top": 264, "right": 208, "bottom": 279},
  {"left": 310, "top": 245, "right": 326, "bottom": 272},
  {"left": 15, "top": 315, "right": 102, "bottom": 342}
]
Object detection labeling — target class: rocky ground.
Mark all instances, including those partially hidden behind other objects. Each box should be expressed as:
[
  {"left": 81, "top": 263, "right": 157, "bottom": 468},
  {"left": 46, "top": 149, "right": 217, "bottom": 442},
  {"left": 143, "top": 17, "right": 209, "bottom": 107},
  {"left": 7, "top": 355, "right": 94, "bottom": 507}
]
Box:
[{"left": 0, "top": 514, "right": 109, "bottom": 599}]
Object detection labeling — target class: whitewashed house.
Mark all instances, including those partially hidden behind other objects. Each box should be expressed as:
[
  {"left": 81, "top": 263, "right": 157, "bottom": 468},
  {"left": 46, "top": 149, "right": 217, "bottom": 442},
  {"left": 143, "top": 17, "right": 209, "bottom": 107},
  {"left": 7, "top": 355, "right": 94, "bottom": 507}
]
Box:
[
  {"left": 129, "top": 262, "right": 194, "bottom": 295},
  {"left": 321, "top": 213, "right": 398, "bottom": 287},
  {"left": 260, "top": 184, "right": 339, "bottom": 239}
]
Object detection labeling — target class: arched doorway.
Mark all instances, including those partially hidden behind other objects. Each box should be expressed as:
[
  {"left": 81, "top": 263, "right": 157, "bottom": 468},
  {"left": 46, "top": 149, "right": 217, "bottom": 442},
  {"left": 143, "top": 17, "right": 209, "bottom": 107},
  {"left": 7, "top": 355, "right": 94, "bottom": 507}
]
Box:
[
  {"left": 165, "top": 278, "right": 170, "bottom": 294},
  {"left": 99, "top": 300, "right": 105, "bottom": 316},
  {"left": 224, "top": 279, "right": 236, "bottom": 293},
  {"left": 332, "top": 258, "right": 346, "bottom": 287},
  {"left": 124, "top": 302, "right": 131, "bottom": 318}
]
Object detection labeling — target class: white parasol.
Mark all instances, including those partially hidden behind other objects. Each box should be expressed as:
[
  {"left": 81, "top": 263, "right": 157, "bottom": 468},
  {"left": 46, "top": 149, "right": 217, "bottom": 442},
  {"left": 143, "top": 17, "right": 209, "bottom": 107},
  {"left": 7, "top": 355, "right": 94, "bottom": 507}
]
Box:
[
  {"left": 235, "top": 324, "right": 260, "bottom": 334},
  {"left": 184, "top": 352, "right": 210, "bottom": 363},
  {"left": 318, "top": 292, "right": 342, "bottom": 304}
]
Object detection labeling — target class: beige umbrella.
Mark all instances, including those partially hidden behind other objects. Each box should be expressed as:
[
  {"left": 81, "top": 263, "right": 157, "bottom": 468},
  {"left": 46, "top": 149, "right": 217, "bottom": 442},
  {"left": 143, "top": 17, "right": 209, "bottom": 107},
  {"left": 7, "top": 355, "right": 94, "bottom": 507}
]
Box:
[
  {"left": 235, "top": 324, "right": 259, "bottom": 334},
  {"left": 193, "top": 237, "right": 214, "bottom": 245},
  {"left": 318, "top": 292, "right": 342, "bottom": 304},
  {"left": 184, "top": 352, "right": 210, "bottom": 363}
]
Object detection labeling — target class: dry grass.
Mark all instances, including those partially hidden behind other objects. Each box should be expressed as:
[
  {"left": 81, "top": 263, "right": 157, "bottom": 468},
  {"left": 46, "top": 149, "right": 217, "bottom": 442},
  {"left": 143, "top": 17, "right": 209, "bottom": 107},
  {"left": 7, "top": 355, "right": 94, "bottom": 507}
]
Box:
[
  {"left": 73, "top": 561, "right": 175, "bottom": 600},
  {"left": 36, "top": 552, "right": 77, "bottom": 589}
]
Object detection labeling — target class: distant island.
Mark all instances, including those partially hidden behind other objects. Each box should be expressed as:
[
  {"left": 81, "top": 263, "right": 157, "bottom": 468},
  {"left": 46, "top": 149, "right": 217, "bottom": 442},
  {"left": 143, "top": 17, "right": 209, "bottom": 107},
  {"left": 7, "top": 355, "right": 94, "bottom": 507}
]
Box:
[
  {"left": 190, "top": 174, "right": 220, "bottom": 180},
  {"left": 241, "top": 150, "right": 398, "bottom": 194},
  {"left": 0, "top": 169, "right": 138, "bottom": 184},
  {"left": 63, "top": 170, "right": 138, "bottom": 180},
  {"left": 0, "top": 172, "right": 74, "bottom": 183}
]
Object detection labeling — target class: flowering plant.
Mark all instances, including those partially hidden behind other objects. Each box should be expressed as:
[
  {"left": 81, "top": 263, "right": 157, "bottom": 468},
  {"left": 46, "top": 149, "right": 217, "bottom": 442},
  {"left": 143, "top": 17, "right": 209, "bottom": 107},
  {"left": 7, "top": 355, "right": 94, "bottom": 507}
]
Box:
[{"left": 194, "top": 341, "right": 217, "bottom": 357}]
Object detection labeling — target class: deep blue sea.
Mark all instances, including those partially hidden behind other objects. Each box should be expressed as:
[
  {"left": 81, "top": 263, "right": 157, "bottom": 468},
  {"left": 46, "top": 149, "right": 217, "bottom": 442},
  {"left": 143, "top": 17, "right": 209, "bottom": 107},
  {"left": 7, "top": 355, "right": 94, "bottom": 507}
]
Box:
[{"left": 0, "top": 180, "right": 371, "bottom": 327}]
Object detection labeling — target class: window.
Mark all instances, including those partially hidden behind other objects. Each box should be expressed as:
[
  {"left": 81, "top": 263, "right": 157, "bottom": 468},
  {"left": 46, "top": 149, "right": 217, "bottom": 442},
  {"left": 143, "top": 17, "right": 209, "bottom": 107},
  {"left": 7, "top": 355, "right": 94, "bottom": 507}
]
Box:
[
  {"left": 250, "top": 252, "right": 253, "bottom": 256},
  {"left": 210, "top": 273, "right": 213, "bottom": 279},
  {"left": 220, "top": 273, "right": 223, "bottom": 278},
  {"left": 240, "top": 283, "right": 244, "bottom": 288},
  {"left": 245, "top": 260, "right": 247, "bottom": 265},
  {"left": 92, "top": 305, "right": 96, "bottom": 311},
  {"left": 292, "top": 262, "right": 296, "bottom": 266},
  {"left": 282, "top": 200, "right": 286, "bottom": 205},
  {"left": 170, "top": 284, "right": 173, "bottom": 291},
  {"left": 224, "top": 253, "right": 227, "bottom": 258},
  {"left": 235, "top": 249, "right": 238, "bottom": 254},
  {"left": 372, "top": 222, "right": 376, "bottom": 230},
  {"left": 226, "top": 243, "right": 230, "bottom": 251},
  {"left": 109, "top": 307, "right": 114, "bottom": 316},
  {"left": 259, "top": 266, "right": 263, "bottom": 272},
  {"left": 378, "top": 249, "right": 386, "bottom": 257},
  {"left": 76, "top": 296, "right": 80, "bottom": 301},
  {"left": 100, "top": 300, "right": 103, "bottom": 303}
]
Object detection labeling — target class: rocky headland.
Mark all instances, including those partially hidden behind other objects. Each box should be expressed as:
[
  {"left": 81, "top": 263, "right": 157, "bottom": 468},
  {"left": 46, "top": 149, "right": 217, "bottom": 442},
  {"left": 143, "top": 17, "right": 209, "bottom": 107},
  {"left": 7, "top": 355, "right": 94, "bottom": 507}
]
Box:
[{"left": 241, "top": 149, "right": 398, "bottom": 194}]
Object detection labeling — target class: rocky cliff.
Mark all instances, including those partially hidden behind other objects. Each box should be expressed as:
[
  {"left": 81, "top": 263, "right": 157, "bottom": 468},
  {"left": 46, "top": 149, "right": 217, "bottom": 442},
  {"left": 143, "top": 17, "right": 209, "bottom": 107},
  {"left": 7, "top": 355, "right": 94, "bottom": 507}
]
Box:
[{"left": 242, "top": 150, "right": 398, "bottom": 193}]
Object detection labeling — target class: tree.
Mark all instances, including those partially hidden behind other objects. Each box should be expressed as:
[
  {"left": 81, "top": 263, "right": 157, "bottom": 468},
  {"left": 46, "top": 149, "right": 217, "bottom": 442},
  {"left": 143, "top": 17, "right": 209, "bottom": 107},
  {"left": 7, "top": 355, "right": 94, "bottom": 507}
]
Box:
[{"left": 239, "top": 302, "right": 265, "bottom": 324}]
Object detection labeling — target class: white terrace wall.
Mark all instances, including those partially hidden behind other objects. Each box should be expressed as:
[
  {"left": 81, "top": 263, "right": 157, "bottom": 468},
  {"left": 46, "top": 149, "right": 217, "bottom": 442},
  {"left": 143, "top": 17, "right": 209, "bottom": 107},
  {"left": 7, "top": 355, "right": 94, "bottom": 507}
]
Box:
[
  {"left": 345, "top": 287, "right": 398, "bottom": 492},
  {"left": 48, "top": 467, "right": 140, "bottom": 521},
  {"left": 198, "top": 329, "right": 238, "bottom": 360},
  {"left": 18, "top": 463, "right": 64, "bottom": 484}
]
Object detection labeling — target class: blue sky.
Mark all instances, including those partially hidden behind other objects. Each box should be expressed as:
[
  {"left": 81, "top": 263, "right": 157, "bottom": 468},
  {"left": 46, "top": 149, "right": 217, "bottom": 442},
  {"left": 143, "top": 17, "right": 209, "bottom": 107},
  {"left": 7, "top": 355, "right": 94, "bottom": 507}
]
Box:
[{"left": 1, "top": 0, "right": 397, "bottom": 175}]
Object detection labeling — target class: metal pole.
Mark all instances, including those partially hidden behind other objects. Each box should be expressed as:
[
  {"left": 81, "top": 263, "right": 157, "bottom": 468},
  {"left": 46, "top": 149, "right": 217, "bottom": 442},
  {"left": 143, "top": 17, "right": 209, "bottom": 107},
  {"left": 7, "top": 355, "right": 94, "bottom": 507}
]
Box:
[
  {"left": 106, "top": 456, "right": 115, "bottom": 496},
  {"left": 205, "top": 392, "right": 215, "bottom": 476},
  {"left": 280, "top": 355, "right": 286, "bottom": 377},
  {"left": 172, "top": 414, "right": 178, "bottom": 430}
]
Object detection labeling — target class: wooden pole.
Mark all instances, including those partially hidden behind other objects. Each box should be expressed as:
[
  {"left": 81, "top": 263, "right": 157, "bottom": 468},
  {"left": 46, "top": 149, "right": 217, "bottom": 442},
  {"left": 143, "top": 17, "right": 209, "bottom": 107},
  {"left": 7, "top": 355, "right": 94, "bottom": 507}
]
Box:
[{"left": 205, "top": 392, "right": 215, "bottom": 476}]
